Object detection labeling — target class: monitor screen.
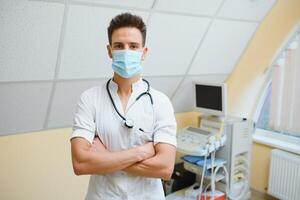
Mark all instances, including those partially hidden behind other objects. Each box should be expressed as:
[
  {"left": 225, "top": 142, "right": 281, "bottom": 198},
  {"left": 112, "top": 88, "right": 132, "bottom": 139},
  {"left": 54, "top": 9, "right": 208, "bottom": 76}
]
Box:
[
  {"left": 194, "top": 83, "right": 226, "bottom": 116},
  {"left": 195, "top": 85, "right": 222, "bottom": 111}
]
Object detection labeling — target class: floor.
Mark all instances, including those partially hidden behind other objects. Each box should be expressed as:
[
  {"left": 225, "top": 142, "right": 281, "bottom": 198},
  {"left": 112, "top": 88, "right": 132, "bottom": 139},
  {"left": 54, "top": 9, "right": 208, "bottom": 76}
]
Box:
[
  {"left": 250, "top": 189, "right": 279, "bottom": 200},
  {"left": 165, "top": 187, "right": 279, "bottom": 200}
]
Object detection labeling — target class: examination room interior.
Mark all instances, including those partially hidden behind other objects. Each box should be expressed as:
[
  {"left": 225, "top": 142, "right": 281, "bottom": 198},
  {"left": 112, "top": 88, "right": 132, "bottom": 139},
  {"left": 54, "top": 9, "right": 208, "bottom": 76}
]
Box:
[{"left": 1, "top": 0, "right": 300, "bottom": 200}]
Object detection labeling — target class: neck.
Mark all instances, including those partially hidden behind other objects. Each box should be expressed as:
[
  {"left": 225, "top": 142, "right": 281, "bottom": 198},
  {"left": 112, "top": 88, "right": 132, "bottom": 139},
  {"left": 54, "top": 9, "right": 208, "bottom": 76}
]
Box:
[{"left": 112, "top": 73, "right": 141, "bottom": 95}]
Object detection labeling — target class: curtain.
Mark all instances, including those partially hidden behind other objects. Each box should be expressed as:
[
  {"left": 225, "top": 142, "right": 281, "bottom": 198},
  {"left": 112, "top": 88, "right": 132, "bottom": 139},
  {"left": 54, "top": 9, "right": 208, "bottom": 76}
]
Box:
[{"left": 269, "top": 34, "right": 300, "bottom": 136}]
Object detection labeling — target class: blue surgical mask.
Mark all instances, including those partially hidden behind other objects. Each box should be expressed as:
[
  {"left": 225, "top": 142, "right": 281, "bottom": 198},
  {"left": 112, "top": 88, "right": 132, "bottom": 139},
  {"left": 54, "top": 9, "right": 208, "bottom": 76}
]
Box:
[{"left": 112, "top": 50, "right": 143, "bottom": 78}]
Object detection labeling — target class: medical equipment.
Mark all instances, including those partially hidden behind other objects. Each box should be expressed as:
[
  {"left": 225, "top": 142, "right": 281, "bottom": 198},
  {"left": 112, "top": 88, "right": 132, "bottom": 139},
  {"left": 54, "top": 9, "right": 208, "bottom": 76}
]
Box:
[
  {"left": 194, "top": 82, "right": 227, "bottom": 117},
  {"left": 177, "top": 127, "right": 226, "bottom": 156},
  {"left": 106, "top": 78, "right": 153, "bottom": 129},
  {"left": 181, "top": 156, "right": 226, "bottom": 179},
  {"left": 169, "top": 117, "right": 253, "bottom": 200},
  {"left": 167, "top": 81, "right": 252, "bottom": 200},
  {"left": 215, "top": 117, "right": 253, "bottom": 200},
  {"left": 177, "top": 122, "right": 227, "bottom": 200}
]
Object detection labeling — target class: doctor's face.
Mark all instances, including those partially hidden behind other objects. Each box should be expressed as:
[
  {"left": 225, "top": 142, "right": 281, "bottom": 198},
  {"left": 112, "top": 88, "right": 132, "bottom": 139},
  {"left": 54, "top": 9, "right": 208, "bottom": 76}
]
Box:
[{"left": 107, "top": 27, "right": 147, "bottom": 61}]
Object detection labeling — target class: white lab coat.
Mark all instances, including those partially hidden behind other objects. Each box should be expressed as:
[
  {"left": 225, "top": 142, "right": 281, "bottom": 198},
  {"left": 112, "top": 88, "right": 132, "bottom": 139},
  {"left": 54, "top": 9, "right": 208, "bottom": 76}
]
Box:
[{"left": 71, "top": 78, "right": 177, "bottom": 200}]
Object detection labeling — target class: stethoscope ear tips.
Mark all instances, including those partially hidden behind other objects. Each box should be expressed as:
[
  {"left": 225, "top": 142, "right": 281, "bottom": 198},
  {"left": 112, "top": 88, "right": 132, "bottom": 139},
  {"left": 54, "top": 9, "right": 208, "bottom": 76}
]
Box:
[{"left": 123, "top": 119, "right": 134, "bottom": 129}]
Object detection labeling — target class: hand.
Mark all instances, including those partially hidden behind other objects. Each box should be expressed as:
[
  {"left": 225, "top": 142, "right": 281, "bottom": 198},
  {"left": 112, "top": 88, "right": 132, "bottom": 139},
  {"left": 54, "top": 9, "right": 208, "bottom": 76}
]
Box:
[{"left": 136, "top": 142, "right": 155, "bottom": 161}]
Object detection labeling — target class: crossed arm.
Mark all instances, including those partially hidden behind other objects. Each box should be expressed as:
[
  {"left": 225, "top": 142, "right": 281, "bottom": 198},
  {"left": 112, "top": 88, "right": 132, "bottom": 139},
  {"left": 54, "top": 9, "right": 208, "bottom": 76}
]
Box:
[{"left": 71, "top": 137, "right": 176, "bottom": 180}]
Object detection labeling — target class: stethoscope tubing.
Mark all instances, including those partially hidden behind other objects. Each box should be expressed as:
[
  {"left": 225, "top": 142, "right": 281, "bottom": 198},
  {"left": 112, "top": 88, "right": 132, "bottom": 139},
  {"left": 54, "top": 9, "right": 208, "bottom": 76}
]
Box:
[{"left": 106, "top": 78, "right": 154, "bottom": 129}]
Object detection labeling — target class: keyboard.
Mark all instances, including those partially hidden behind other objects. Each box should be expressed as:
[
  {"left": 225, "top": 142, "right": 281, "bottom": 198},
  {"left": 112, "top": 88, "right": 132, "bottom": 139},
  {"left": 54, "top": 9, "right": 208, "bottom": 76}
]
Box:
[{"left": 177, "top": 127, "right": 214, "bottom": 156}]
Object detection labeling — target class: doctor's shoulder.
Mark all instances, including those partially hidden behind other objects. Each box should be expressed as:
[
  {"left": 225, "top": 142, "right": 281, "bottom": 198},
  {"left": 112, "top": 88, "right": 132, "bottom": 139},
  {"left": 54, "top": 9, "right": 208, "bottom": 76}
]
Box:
[
  {"left": 150, "top": 87, "right": 174, "bottom": 110},
  {"left": 77, "top": 85, "right": 103, "bottom": 105}
]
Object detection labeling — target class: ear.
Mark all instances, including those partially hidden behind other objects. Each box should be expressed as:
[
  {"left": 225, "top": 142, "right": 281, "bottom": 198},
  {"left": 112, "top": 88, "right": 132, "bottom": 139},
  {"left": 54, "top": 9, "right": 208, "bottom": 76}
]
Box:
[
  {"left": 107, "top": 45, "right": 112, "bottom": 59},
  {"left": 141, "top": 47, "right": 148, "bottom": 61}
]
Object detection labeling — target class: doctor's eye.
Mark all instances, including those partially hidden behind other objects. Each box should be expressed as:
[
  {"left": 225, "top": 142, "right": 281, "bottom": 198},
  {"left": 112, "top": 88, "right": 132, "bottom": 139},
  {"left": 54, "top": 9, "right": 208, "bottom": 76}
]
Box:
[
  {"left": 129, "top": 43, "right": 140, "bottom": 50},
  {"left": 113, "top": 43, "right": 123, "bottom": 49}
]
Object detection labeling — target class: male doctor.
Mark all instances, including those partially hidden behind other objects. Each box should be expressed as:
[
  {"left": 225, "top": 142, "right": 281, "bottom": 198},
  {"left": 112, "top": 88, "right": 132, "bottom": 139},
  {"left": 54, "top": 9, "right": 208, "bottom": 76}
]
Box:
[{"left": 70, "top": 13, "right": 177, "bottom": 200}]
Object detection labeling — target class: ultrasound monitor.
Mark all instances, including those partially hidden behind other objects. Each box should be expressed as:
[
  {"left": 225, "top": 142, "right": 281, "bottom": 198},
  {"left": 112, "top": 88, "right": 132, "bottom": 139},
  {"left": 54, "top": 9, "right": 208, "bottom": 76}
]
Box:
[{"left": 194, "top": 82, "right": 227, "bottom": 117}]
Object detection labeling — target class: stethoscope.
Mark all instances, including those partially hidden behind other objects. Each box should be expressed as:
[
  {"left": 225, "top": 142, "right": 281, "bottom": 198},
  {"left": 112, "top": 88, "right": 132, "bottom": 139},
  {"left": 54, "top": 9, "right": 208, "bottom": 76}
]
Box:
[{"left": 106, "top": 78, "right": 154, "bottom": 130}]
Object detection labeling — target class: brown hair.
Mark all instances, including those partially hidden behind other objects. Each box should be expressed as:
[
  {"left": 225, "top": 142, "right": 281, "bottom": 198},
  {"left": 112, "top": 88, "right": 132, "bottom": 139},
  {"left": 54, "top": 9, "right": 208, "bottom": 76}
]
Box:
[{"left": 107, "top": 13, "right": 147, "bottom": 46}]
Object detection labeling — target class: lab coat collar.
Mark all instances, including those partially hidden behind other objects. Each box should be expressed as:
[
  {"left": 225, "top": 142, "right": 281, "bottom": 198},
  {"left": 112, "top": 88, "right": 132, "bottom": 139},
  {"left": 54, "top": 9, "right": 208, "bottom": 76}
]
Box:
[{"left": 109, "top": 77, "right": 144, "bottom": 93}]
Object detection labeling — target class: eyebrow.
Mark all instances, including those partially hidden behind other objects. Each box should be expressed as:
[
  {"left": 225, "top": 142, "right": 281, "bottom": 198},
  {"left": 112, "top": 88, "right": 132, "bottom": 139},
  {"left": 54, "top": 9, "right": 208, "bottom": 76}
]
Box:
[
  {"left": 129, "top": 42, "right": 140, "bottom": 46},
  {"left": 112, "top": 42, "right": 122, "bottom": 46},
  {"left": 112, "top": 42, "right": 141, "bottom": 46}
]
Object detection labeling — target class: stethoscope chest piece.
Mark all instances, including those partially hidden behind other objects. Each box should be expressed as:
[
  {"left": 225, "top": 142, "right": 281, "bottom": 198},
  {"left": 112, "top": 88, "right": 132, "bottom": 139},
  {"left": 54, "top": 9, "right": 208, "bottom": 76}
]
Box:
[{"left": 123, "top": 118, "right": 134, "bottom": 129}]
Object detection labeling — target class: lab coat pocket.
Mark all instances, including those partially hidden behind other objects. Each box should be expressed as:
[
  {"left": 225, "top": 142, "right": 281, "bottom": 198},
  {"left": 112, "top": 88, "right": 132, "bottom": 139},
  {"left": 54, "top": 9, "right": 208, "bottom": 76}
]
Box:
[
  {"left": 129, "top": 103, "right": 155, "bottom": 146},
  {"left": 130, "top": 128, "right": 154, "bottom": 146}
]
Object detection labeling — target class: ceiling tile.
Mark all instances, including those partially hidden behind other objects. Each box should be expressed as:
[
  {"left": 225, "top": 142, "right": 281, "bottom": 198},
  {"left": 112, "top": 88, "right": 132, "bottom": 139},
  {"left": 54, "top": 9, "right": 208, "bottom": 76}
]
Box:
[
  {"left": 47, "top": 80, "right": 105, "bottom": 128},
  {"left": 189, "top": 20, "right": 257, "bottom": 75},
  {"left": 79, "top": 0, "right": 155, "bottom": 9},
  {"left": 143, "top": 13, "right": 211, "bottom": 76},
  {"left": 0, "top": 83, "right": 52, "bottom": 135},
  {"left": 144, "top": 76, "right": 182, "bottom": 98},
  {"left": 155, "top": 0, "right": 223, "bottom": 16},
  {"left": 217, "top": 0, "right": 277, "bottom": 21},
  {"left": 171, "top": 75, "right": 228, "bottom": 112},
  {"left": 0, "top": 0, "right": 64, "bottom": 82},
  {"left": 59, "top": 5, "right": 149, "bottom": 79}
]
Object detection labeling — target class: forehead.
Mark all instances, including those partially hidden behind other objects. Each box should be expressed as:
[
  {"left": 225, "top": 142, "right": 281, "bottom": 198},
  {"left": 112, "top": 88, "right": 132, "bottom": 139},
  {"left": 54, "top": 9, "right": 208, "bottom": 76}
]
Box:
[{"left": 111, "top": 27, "right": 143, "bottom": 44}]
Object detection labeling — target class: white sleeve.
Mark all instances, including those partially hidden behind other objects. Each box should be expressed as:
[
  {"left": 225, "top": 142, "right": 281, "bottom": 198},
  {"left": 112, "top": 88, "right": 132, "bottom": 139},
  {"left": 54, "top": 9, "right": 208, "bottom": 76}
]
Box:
[
  {"left": 70, "top": 89, "right": 96, "bottom": 144},
  {"left": 153, "top": 93, "right": 177, "bottom": 147}
]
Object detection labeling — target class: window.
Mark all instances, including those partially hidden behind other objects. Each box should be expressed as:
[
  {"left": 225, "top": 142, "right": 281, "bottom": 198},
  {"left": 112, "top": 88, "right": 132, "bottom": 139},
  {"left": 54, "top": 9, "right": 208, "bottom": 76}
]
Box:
[
  {"left": 256, "top": 82, "right": 300, "bottom": 137},
  {"left": 256, "top": 83, "right": 272, "bottom": 131},
  {"left": 256, "top": 31, "right": 300, "bottom": 138}
]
